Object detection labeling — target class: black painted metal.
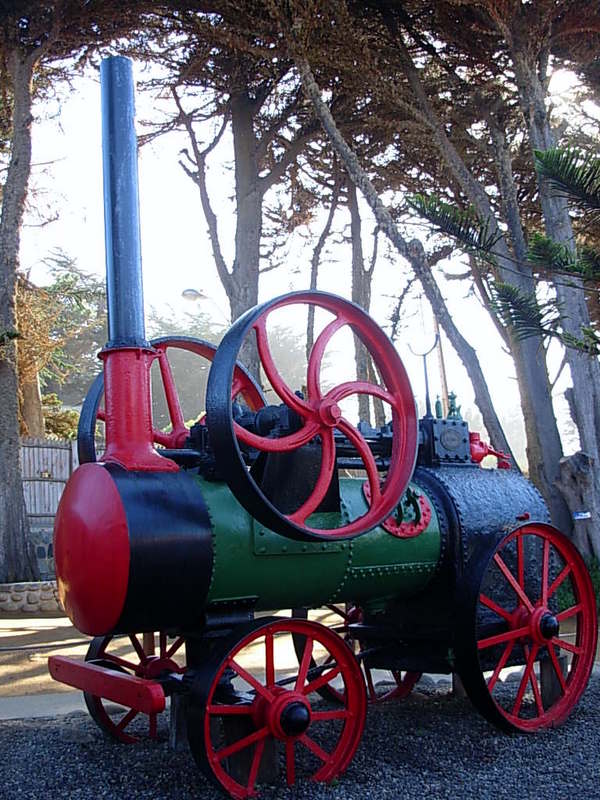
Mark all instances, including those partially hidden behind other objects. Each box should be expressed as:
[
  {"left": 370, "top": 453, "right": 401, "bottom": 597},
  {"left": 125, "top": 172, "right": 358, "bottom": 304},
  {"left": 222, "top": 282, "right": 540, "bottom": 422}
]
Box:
[
  {"left": 107, "top": 465, "right": 214, "bottom": 633},
  {"left": 100, "top": 56, "right": 148, "bottom": 349}
]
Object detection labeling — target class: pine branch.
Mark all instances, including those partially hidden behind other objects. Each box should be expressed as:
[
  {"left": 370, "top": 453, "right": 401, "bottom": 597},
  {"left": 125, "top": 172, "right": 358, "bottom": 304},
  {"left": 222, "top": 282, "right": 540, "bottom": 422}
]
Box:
[
  {"left": 534, "top": 148, "right": 600, "bottom": 215},
  {"left": 407, "top": 194, "right": 501, "bottom": 257}
]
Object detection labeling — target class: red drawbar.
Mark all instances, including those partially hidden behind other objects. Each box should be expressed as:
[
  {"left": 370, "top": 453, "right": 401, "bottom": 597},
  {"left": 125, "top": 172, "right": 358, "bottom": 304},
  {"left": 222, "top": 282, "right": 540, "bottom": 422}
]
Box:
[
  {"left": 48, "top": 656, "right": 165, "bottom": 714},
  {"left": 100, "top": 347, "right": 178, "bottom": 471},
  {"left": 54, "top": 463, "right": 130, "bottom": 635}
]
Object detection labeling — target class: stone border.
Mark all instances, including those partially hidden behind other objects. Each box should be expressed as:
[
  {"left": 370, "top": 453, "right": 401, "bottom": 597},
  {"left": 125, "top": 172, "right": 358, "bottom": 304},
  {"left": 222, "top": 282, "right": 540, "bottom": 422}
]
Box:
[{"left": 0, "top": 581, "right": 63, "bottom": 614}]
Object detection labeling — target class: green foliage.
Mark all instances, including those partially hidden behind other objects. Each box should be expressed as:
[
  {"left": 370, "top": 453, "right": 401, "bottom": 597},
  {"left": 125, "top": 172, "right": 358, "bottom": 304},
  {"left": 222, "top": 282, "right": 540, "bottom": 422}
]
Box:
[
  {"left": 534, "top": 148, "right": 600, "bottom": 217},
  {"left": 407, "top": 194, "right": 501, "bottom": 257},
  {"left": 528, "top": 232, "right": 600, "bottom": 282},
  {"left": 490, "top": 282, "right": 562, "bottom": 341},
  {"left": 556, "top": 556, "right": 600, "bottom": 615},
  {"left": 41, "top": 393, "right": 79, "bottom": 439},
  {"left": 0, "top": 328, "right": 20, "bottom": 348}
]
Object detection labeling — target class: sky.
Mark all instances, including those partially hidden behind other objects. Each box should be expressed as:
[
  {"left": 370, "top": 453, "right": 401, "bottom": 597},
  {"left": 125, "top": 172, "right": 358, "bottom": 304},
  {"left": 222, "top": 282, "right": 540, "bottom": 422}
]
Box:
[{"left": 19, "top": 62, "right": 587, "bottom": 466}]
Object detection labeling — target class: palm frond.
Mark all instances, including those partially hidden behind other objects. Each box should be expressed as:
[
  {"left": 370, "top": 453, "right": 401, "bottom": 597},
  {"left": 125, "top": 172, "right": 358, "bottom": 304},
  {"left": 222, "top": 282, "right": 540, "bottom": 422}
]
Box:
[
  {"left": 534, "top": 148, "right": 600, "bottom": 213},
  {"left": 490, "top": 282, "right": 561, "bottom": 341},
  {"left": 578, "top": 246, "right": 600, "bottom": 281},
  {"left": 407, "top": 194, "right": 501, "bottom": 256},
  {"left": 561, "top": 327, "right": 600, "bottom": 357}
]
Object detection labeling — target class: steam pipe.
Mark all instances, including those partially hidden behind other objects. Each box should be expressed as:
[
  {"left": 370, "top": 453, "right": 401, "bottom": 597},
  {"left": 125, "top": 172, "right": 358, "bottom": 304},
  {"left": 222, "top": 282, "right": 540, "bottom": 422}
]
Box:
[{"left": 100, "top": 56, "right": 149, "bottom": 348}]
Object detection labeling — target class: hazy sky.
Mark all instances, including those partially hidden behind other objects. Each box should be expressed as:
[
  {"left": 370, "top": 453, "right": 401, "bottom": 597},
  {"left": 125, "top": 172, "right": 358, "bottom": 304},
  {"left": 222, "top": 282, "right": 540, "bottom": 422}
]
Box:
[{"left": 20, "top": 62, "right": 585, "bottom": 463}]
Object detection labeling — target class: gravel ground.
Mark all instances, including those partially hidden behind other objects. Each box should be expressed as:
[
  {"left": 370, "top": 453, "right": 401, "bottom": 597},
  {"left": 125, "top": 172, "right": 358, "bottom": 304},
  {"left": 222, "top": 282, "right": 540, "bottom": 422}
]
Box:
[{"left": 2, "top": 677, "right": 599, "bottom": 800}]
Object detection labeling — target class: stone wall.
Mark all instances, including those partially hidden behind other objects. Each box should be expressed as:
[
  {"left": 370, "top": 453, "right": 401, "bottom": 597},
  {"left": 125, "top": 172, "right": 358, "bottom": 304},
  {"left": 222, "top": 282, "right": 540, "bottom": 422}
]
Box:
[{"left": 0, "top": 581, "right": 63, "bottom": 614}]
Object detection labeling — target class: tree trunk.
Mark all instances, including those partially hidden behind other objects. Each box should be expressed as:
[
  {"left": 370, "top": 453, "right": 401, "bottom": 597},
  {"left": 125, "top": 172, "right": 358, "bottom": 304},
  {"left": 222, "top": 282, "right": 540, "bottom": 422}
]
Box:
[
  {"left": 296, "top": 56, "right": 516, "bottom": 467},
  {"left": 510, "top": 45, "right": 600, "bottom": 554},
  {"left": 229, "top": 91, "right": 262, "bottom": 378},
  {"left": 347, "top": 181, "right": 372, "bottom": 425},
  {"left": 20, "top": 374, "right": 45, "bottom": 437},
  {"left": 0, "top": 52, "right": 38, "bottom": 582},
  {"left": 390, "top": 37, "right": 571, "bottom": 532}
]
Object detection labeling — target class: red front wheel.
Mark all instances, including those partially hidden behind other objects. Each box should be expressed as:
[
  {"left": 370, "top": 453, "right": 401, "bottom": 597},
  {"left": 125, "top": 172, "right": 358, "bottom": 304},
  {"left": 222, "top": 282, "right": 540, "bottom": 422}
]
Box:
[{"left": 186, "top": 617, "right": 366, "bottom": 799}]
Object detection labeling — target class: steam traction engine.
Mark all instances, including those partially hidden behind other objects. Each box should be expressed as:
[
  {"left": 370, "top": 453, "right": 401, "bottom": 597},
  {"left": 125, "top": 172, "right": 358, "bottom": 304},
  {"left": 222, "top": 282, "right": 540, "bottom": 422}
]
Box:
[{"left": 49, "top": 58, "right": 597, "bottom": 799}]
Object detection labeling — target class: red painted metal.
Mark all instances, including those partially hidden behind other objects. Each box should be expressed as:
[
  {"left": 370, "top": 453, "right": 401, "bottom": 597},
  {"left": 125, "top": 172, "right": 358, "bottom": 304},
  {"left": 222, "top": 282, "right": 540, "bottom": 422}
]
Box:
[
  {"left": 233, "top": 295, "right": 417, "bottom": 538},
  {"left": 469, "top": 432, "right": 511, "bottom": 469},
  {"left": 152, "top": 339, "right": 265, "bottom": 448},
  {"left": 80, "top": 631, "right": 186, "bottom": 743},
  {"left": 100, "top": 347, "right": 177, "bottom": 471},
  {"left": 48, "top": 655, "right": 165, "bottom": 715},
  {"left": 202, "top": 618, "right": 366, "bottom": 799},
  {"left": 53, "top": 463, "right": 130, "bottom": 635},
  {"left": 476, "top": 522, "right": 597, "bottom": 730},
  {"left": 362, "top": 483, "right": 432, "bottom": 538}
]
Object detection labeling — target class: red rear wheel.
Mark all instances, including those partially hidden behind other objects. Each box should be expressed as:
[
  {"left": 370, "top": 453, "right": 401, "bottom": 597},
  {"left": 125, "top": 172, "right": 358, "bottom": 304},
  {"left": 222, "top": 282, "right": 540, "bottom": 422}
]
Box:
[
  {"left": 457, "top": 523, "right": 597, "bottom": 731},
  {"left": 83, "top": 631, "right": 186, "bottom": 742},
  {"left": 78, "top": 336, "right": 265, "bottom": 463}
]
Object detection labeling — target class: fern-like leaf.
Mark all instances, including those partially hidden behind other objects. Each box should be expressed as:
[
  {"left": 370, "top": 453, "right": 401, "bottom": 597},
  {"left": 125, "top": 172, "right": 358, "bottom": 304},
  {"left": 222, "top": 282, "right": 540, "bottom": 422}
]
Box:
[
  {"left": 534, "top": 148, "right": 600, "bottom": 214},
  {"left": 528, "top": 232, "right": 600, "bottom": 282},
  {"left": 407, "top": 194, "right": 501, "bottom": 256},
  {"left": 490, "top": 282, "right": 561, "bottom": 341}
]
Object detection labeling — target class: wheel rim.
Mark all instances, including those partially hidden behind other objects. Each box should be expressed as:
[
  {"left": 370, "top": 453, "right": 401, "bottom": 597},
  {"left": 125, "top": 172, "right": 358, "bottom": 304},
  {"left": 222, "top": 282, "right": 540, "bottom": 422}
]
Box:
[
  {"left": 84, "top": 631, "right": 186, "bottom": 742},
  {"left": 191, "top": 618, "right": 366, "bottom": 798},
  {"left": 292, "top": 605, "right": 421, "bottom": 704},
  {"left": 462, "top": 523, "right": 597, "bottom": 731},
  {"left": 206, "top": 291, "right": 418, "bottom": 541},
  {"left": 77, "top": 336, "right": 265, "bottom": 463}
]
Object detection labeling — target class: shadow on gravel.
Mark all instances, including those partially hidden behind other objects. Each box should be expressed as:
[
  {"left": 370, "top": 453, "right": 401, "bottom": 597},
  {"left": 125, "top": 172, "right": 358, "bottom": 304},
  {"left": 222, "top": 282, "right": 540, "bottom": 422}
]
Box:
[{"left": 2, "top": 678, "right": 599, "bottom": 800}]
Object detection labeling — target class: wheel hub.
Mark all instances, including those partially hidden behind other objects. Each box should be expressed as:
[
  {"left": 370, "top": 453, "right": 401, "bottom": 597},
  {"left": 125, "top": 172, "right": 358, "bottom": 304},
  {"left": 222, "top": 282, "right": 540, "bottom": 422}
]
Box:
[
  {"left": 259, "top": 689, "right": 312, "bottom": 740},
  {"left": 318, "top": 399, "right": 342, "bottom": 426},
  {"left": 539, "top": 612, "right": 560, "bottom": 640},
  {"left": 280, "top": 701, "right": 311, "bottom": 736}
]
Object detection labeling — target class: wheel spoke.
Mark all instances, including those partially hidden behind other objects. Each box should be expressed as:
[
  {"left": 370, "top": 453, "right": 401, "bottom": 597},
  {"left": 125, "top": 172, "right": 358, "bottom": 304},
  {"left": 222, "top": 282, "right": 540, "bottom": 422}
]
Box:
[
  {"left": 306, "top": 316, "right": 347, "bottom": 402},
  {"left": 517, "top": 534, "right": 524, "bottom": 588},
  {"left": 254, "top": 318, "right": 311, "bottom": 415},
  {"left": 247, "top": 736, "right": 266, "bottom": 794},
  {"left": 325, "top": 380, "right": 396, "bottom": 407},
  {"left": 311, "top": 709, "right": 350, "bottom": 721},
  {"left": 551, "top": 637, "right": 582, "bottom": 655},
  {"left": 493, "top": 553, "right": 534, "bottom": 612},
  {"left": 511, "top": 643, "right": 539, "bottom": 717},
  {"left": 296, "top": 637, "right": 314, "bottom": 691},
  {"left": 234, "top": 419, "right": 321, "bottom": 453},
  {"left": 524, "top": 645, "right": 544, "bottom": 717},
  {"left": 156, "top": 347, "right": 187, "bottom": 441},
  {"left": 548, "top": 644, "right": 568, "bottom": 694},
  {"left": 128, "top": 634, "right": 146, "bottom": 663},
  {"left": 556, "top": 604, "right": 582, "bottom": 622},
  {"left": 228, "top": 659, "right": 273, "bottom": 701},
  {"left": 215, "top": 726, "right": 269, "bottom": 762},
  {"left": 478, "top": 624, "right": 530, "bottom": 650},
  {"left": 299, "top": 733, "right": 330, "bottom": 763},
  {"left": 116, "top": 708, "right": 138, "bottom": 732},
  {"left": 99, "top": 655, "right": 140, "bottom": 672},
  {"left": 487, "top": 640, "right": 515, "bottom": 692},
  {"left": 159, "top": 632, "right": 167, "bottom": 659},
  {"left": 547, "top": 564, "right": 572, "bottom": 599},
  {"left": 303, "top": 665, "right": 342, "bottom": 696},
  {"left": 165, "top": 636, "right": 186, "bottom": 660},
  {"left": 541, "top": 538, "right": 550, "bottom": 605},
  {"left": 288, "top": 430, "right": 336, "bottom": 524},
  {"left": 265, "top": 630, "right": 275, "bottom": 688},
  {"left": 286, "top": 740, "right": 295, "bottom": 786},
  {"left": 479, "top": 593, "right": 513, "bottom": 622},
  {"left": 338, "top": 418, "right": 381, "bottom": 504}
]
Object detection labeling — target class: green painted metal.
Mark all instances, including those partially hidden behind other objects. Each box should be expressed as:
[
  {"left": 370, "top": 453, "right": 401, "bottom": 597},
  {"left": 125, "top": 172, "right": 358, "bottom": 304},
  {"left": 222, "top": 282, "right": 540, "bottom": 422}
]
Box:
[{"left": 200, "top": 476, "right": 441, "bottom": 612}]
